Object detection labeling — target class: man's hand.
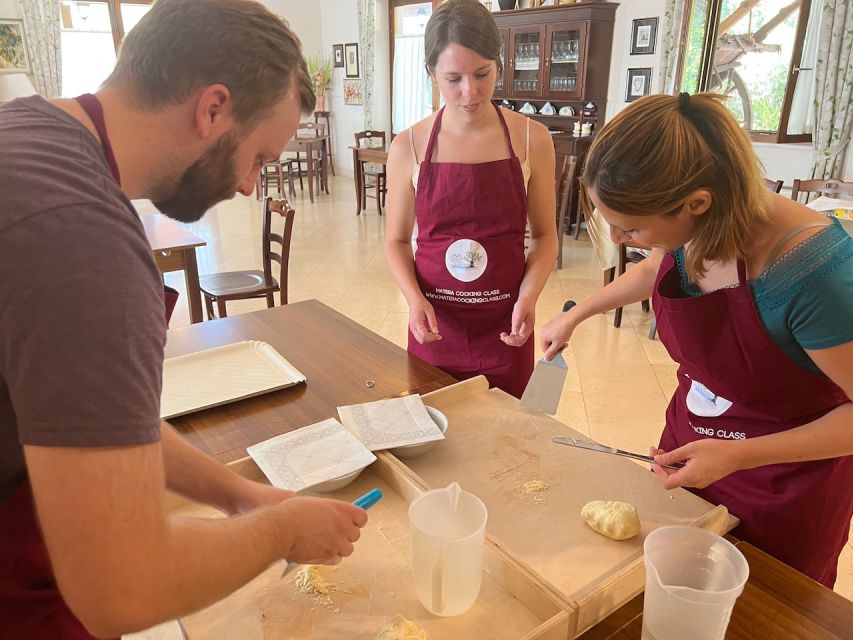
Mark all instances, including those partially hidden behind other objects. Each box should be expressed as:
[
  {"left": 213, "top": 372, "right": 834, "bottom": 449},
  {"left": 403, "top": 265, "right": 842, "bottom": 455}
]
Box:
[
  {"left": 227, "top": 480, "right": 295, "bottom": 515},
  {"left": 276, "top": 497, "right": 368, "bottom": 565}
]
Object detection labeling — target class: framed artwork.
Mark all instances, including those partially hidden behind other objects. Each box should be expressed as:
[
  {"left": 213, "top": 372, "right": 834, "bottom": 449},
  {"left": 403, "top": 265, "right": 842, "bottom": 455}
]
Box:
[
  {"left": 625, "top": 68, "right": 652, "bottom": 102},
  {"left": 630, "top": 17, "right": 658, "bottom": 56},
  {"left": 343, "top": 78, "right": 363, "bottom": 105},
  {"left": 344, "top": 42, "right": 359, "bottom": 78},
  {"left": 332, "top": 44, "right": 344, "bottom": 68},
  {"left": 0, "top": 19, "right": 30, "bottom": 74}
]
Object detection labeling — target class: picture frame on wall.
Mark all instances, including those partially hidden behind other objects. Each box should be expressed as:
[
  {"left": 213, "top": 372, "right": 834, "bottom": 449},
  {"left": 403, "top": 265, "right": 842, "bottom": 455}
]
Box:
[
  {"left": 332, "top": 44, "right": 344, "bottom": 68},
  {"left": 625, "top": 68, "right": 652, "bottom": 102},
  {"left": 630, "top": 17, "right": 658, "bottom": 56},
  {"left": 343, "top": 78, "right": 363, "bottom": 105},
  {"left": 0, "top": 19, "right": 31, "bottom": 74},
  {"left": 344, "top": 42, "right": 359, "bottom": 78}
]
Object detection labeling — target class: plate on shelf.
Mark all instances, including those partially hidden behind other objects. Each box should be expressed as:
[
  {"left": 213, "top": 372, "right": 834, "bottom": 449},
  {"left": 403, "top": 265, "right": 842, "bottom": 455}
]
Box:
[{"left": 559, "top": 105, "right": 575, "bottom": 116}]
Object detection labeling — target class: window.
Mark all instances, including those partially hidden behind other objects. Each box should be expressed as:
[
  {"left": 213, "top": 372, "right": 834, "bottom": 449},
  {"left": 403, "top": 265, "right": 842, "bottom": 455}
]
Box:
[
  {"left": 60, "top": 1, "right": 153, "bottom": 97},
  {"left": 677, "top": 0, "right": 820, "bottom": 143}
]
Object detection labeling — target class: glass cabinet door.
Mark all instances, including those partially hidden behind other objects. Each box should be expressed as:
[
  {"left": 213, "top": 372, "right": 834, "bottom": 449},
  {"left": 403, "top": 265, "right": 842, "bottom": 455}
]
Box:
[
  {"left": 494, "top": 27, "right": 510, "bottom": 98},
  {"left": 510, "top": 27, "right": 545, "bottom": 97},
  {"left": 545, "top": 23, "right": 586, "bottom": 98}
]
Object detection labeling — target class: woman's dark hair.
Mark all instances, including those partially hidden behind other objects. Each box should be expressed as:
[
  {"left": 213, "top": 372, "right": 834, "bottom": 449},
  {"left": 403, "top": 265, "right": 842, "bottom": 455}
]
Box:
[{"left": 424, "top": 0, "right": 503, "bottom": 73}]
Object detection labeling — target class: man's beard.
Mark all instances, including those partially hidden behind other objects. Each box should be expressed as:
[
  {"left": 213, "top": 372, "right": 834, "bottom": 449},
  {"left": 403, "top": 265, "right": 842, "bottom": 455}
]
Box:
[{"left": 152, "top": 130, "right": 241, "bottom": 223}]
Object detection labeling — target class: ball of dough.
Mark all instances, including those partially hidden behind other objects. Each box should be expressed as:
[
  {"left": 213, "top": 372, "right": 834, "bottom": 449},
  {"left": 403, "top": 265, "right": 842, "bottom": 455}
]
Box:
[
  {"left": 375, "top": 614, "right": 429, "bottom": 640},
  {"left": 581, "top": 500, "right": 641, "bottom": 540}
]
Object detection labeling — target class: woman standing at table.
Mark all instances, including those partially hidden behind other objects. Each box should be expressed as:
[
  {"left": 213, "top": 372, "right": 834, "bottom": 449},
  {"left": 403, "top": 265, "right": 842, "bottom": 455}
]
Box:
[
  {"left": 541, "top": 92, "right": 853, "bottom": 587},
  {"left": 385, "top": 0, "right": 557, "bottom": 398}
]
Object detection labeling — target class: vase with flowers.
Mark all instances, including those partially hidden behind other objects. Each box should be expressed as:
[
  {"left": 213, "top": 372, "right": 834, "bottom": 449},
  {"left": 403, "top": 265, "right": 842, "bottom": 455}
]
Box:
[{"left": 307, "top": 54, "right": 332, "bottom": 111}]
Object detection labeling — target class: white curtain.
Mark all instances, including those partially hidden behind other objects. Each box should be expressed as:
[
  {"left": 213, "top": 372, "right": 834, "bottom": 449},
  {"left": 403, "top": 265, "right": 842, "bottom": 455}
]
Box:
[
  {"left": 18, "top": 0, "right": 61, "bottom": 98},
  {"left": 392, "top": 36, "right": 430, "bottom": 134},
  {"left": 658, "top": 0, "right": 686, "bottom": 94},
  {"left": 358, "top": 0, "right": 376, "bottom": 130},
  {"left": 811, "top": 0, "right": 853, "bottom": 180},
  {"left": 787, "top": 0, "right": 821, "bottom": 136}
]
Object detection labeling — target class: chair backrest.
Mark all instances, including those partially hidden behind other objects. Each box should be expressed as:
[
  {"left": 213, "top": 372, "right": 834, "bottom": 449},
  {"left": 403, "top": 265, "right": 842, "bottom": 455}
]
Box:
[
  {"left": 763, "top": 177, "right": 784, "bottom": 193},
  {"left": 790, "top": 178, "right": 853, "bottom": 203},
  {"left": 354, "top": 130, "right": 386, "bottom": 150},
  {"left": 296, "top": 121, "right": 325, "bottom": 137},
  {"left": 260, "top": 196, "right": 296, "bottom": 305},
  {"left": 556, "top": 155, "right": 578, "bottom": 223}
]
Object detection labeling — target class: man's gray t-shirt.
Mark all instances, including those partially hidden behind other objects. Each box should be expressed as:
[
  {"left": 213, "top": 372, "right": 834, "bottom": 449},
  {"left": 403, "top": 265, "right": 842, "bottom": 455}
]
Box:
[{"left": 0, "top": 96, "right": 165, "bottom": 501}]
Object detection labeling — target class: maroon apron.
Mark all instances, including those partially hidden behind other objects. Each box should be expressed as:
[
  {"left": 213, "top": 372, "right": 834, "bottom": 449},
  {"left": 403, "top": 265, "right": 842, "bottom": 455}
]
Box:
[
  {"left": 409, "top": 105, "right": 533, "bottom": 398},
  {"left": 0, "top": 481, "right": 94, "bottom": 639},
  {"left": 654, "top": 253, "right": 853, "bottom": 587}
]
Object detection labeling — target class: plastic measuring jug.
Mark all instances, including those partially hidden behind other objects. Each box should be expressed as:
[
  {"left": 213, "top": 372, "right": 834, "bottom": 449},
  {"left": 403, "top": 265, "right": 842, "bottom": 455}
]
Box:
[
  {"left": 408, "top": 482, "right": 488, "bottom": 617},
  {"left": 642, "top": 525, "right": 749, "bottom": 640}
]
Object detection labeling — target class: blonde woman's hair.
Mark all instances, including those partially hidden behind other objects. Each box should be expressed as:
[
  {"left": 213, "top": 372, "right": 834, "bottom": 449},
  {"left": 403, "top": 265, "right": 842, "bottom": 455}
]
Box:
[{"left": 581, "top": 93, "right": 770, "bottom": 281}]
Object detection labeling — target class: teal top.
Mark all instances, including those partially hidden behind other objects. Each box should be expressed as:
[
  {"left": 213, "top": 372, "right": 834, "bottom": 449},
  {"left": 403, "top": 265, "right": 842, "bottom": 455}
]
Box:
[{"left": 674, "top": 218, "right": 853, "bottom": 373}]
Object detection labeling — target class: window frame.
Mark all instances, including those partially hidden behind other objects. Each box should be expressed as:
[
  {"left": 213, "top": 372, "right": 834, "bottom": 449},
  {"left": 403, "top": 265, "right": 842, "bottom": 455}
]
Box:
[
  {"left": 676, "top": 0, "right": 813, "bottom": 144},
  {"left": 62, "top": 0, "right": 154, "bottom": 52}
]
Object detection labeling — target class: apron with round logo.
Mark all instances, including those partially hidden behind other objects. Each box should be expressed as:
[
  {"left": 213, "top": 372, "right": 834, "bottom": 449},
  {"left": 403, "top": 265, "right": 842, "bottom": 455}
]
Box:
[{"left": 409, "top": 105, "right": 533, "bottom": 398}]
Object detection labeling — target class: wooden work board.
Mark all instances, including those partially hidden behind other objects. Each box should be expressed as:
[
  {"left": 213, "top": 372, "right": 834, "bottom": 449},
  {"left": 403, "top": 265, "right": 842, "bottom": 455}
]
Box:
[
  {"left": 393, "top": 377, "right": 733, "bottom": 636},
  {"left": 174, "top": 455, "right": 570, "bottom": 639}
]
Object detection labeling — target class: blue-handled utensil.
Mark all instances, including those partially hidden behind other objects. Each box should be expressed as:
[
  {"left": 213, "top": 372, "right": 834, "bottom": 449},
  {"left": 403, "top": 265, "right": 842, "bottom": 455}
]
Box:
[{"left": 281, "top": 488, "right": 383, "bottom": 577}]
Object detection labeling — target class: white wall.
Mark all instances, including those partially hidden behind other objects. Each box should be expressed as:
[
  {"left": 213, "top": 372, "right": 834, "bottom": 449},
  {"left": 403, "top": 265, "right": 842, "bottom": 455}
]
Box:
[
  {"left": 0, "top": 0, "right": 21, "bottom": 18},
  {"left": 261, "top": 1, "right": 323, "bottom": 55},
  {"left": 605, "top": 0, "right": 665, "bottom": 121}
]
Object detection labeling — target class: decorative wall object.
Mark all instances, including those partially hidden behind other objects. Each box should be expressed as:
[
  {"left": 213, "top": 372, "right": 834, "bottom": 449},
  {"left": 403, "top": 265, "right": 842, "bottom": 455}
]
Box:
[
  {"left": 630, "top": 17, "right": 658, "bottom": 56},
  {"left": 344, "top": 42, "right": 359, "bottom": 78},
  {"left": 343, "top": 78, "right": 363, "bottom": 105},
  {"left": 333, "top": 44, "right": 344, "bottom": 68},
  {"left": 626, "top": 68, "right": 652, "bottom": 101},
  {"left": 0, "top": 19, "right": 30, "bottom": 73}
]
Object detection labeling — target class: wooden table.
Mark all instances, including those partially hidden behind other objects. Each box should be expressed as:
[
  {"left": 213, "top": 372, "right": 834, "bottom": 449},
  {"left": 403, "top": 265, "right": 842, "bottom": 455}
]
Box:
[
  {"left": 164, "top": 299, "right": 456, "bottom": 463},
  {"left": 286, "top": 134, "right": 330, "bottom": 204},
  {"left": 579, "top": 540, "right": 853, "bottom": 639},
  {"left": 350, "top": 145, "right": 388, "bottom": 215},
  {"left": 142, "top": 214, "right": 207, "bottom": 324}
]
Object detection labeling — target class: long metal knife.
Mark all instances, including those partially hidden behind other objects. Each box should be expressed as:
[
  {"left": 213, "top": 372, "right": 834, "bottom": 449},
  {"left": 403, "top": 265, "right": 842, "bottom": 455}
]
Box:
[{"left": 552, "top": 436, "right": 685, "bottom": 470}]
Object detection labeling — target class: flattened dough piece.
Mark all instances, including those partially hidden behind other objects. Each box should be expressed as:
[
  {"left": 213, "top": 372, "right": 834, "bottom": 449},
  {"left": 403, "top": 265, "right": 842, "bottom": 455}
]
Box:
[
  {"left": 375, "top": 614, "right": 429, "bottom": 640},
  {"left": 582, "top": 500, "right": 641, "bottom": 540}
]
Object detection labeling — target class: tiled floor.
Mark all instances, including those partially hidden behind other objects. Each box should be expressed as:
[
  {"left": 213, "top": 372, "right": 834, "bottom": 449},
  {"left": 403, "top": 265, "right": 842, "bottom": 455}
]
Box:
[{"left": 128, "top": 174, "right": 851, "bottom": 638}]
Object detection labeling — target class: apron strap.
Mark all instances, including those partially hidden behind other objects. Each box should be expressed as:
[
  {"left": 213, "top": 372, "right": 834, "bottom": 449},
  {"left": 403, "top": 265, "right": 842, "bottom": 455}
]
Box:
[
  {"left": 493, "top": 103, "right": 516, "bottom": 159},
  {"left": 74, "top": 93, "right": 121, "bottom": 185},
  {"left": 421, "top": 106, "right": 445, "bottom": 166},
  {"left": 764, "top": 222, "right": 829, "bottom": 269}
]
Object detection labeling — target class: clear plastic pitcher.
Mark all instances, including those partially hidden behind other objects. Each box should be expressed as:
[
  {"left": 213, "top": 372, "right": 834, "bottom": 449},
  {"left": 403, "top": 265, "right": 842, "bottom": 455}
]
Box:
[
  {"left": 642, "top": 525, "right": 749, "bottom": 640},
  {"left": 408, "top": 482, "right": 488, "bottom": 617}
]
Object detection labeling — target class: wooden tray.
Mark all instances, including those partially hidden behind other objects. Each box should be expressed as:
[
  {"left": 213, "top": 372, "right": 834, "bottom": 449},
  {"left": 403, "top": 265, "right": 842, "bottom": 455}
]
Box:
[
  {"left": 171, "top": 455, "right": 571, "bottom": 639},
  {"left": 394, "top": 377, "right": 734, "bottom": 637}
]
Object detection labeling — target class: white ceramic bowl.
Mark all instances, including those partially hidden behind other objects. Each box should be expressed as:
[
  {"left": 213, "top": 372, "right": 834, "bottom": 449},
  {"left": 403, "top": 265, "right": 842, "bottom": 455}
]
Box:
[
  {"left": 310, "top": 466, "right": 368, "bottom": 494},
  {"left": 388, "top": 406, "right": 448, "bottom": 460}
]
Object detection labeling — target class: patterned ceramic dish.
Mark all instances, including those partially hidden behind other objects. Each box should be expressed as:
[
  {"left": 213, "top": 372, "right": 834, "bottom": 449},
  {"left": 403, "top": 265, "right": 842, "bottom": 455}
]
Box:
[{"left": 388, "top": 407, "right": 448, "bottom": 459}]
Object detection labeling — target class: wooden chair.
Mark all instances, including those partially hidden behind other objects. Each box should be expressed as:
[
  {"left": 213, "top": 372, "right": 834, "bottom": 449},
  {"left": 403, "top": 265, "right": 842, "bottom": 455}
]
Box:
[
  {"left": 291, "top": 122, "right": 328, "bottom": 195},
  {"left": 790, "top": 178, "right": 853, "bottom": 203},
  {"left": 764, "top": 177, "right": 784, "bottom": 194},
  {"left": 200, "top": 196, "right": 295, "bottom": 320},
  {"left": 256, "top": 160, "right": 295, "bottom": 200},
  {"left": 314, "top": 110, "right": 335, "bottom": 176},
  {"left": 555, "top": 155, "right": 578, "bottom": 268},
  {"left": 354, "top": 130, "right": 387, "bottom": 215}
]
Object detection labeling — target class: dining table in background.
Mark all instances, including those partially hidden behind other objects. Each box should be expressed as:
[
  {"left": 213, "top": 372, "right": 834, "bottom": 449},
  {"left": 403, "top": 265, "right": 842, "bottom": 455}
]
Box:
[
  {"left": 164, "top": 299, "right": 456, "bottom": 463},
  {"left": 286, "top": 132, "right": 330, "bottom": 204},
  {"left": 350, "top": 144, "right": 389, "bottom": 215},
  {"left": 142, "top": 213, "right": 207, "bottom": 324}
]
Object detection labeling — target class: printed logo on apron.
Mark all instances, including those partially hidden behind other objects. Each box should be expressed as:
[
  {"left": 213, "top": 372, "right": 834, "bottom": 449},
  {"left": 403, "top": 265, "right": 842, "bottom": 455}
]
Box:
[
  {"left": 686, "top": 377, "right": 733, "bottom": 417},
  {"left": 445, "top": 239, "right": 488, "bottom": 282}
]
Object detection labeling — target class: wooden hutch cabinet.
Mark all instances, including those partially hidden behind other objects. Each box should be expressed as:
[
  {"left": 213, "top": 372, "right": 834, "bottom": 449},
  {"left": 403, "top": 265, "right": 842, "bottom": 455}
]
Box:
[
  {"left": 491, "top": 2, "right": 618, "bottom": 240},
  {"left": 492, "top": 2, "right": 618, "bottom": 157}
]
